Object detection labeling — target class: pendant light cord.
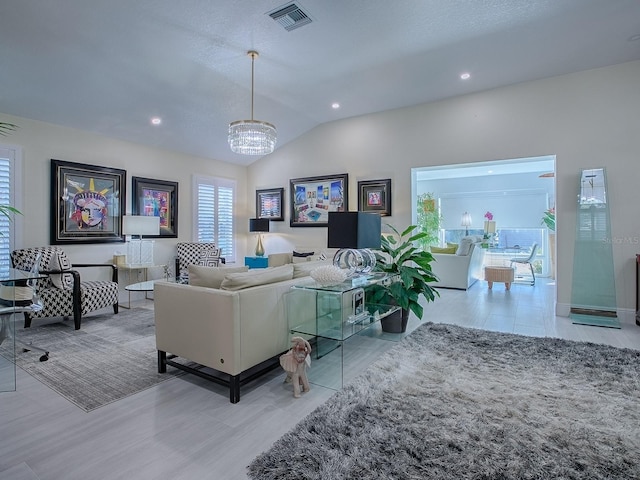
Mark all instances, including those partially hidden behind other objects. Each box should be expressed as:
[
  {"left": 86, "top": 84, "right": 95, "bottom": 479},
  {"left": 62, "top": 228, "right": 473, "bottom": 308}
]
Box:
[{"left": 249, "top": 51, "right": 257, "bottom": 121}]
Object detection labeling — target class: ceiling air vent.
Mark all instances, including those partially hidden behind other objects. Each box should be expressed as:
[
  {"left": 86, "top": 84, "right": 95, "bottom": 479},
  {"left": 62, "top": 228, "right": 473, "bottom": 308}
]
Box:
[{"left": 268, "top": 3, "right": 312, "bottom": 32}]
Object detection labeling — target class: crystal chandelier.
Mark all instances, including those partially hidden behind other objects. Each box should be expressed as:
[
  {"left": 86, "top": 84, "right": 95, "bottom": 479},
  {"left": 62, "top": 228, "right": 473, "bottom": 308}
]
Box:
[{"left": 228, "top": 51, "right": 277, "bottom": 155}]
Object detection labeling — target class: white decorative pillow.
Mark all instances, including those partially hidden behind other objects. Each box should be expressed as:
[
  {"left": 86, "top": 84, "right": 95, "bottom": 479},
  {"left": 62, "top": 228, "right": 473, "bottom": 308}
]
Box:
[
  {"left": 48, "top": 251, "right": 73, "bottom": 289},
  {"left": 293, "top": 259, "right": 333, "bottom": 278},
  {"left": 267, "top": 252, "right": 293, "bottom": 267},
  {"left": 188, "top": 265, "right": 248, "bottom": 289},
  {"left": 220, "top": 264, "right": 294, "bottom": 291},
  {"left": 198, "top": 248, "right": 221, "bottom": 267},
  {"left": 455, "top": 237, "right": 474, "bottom": 256}
]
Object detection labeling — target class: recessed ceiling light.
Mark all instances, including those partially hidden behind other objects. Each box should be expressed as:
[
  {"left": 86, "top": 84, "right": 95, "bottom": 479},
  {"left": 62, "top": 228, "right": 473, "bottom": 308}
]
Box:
[
  {"left": 460, "top": 73, "right": 471, "bottom": 80},
  {"left": 629, "top": 34, "right": 640, "bottom": 42},
  {"left": 331, "top": 102, "right": 340, "bottom": 109},
  {"left": 150, "top": 117, "right": 162, "bottom": 126}
]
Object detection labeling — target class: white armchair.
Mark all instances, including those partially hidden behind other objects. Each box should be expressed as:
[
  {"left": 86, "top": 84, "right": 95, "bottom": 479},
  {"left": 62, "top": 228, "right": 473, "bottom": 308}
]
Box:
[{"left": 430, "top": 242, "right": 485, "bottom": 290}]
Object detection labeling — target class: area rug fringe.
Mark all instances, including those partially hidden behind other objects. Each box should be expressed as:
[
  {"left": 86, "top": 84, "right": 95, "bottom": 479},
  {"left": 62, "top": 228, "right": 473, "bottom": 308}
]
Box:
[{"left": 248, "top": 322, "right": 640, "bottom": 479}]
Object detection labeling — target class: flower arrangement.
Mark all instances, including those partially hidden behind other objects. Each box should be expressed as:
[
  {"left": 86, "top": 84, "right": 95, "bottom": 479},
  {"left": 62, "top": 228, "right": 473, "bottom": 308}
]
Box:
[
  {"left": 542, "top": 207, "right": 555, "bottom": 232},
  {"left": 484, "top": 211, "right": 493, "bottom": 221}
]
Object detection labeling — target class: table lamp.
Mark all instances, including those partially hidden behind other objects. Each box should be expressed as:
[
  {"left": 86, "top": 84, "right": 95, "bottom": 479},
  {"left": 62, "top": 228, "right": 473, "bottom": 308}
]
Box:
[
  {"left": 249, "top": 218, "right": 270, "bottom": 257},
  {"left": 122, "top": 215, "right": 160, "bottom": 266},
  {"left": 327, "top": 212, "right": 381, "bottom": 280},
  {"left": 461, "top": 212, "right": 472, "bottom": 236}
]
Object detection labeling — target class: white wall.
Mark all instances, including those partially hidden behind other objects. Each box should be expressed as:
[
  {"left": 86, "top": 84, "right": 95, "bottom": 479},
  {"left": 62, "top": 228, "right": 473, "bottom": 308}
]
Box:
[
  {"left": 248, "top": 60, "right": 640, "bottom": 316},
  {"left": 0, "top": 114, "right": 248, "bottom": 272}
]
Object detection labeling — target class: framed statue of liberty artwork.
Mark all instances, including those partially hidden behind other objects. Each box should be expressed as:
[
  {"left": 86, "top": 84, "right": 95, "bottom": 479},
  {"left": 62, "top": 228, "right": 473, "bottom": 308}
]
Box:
[{"left": 51, "top": 159, "right": 126, "bottom": 244}]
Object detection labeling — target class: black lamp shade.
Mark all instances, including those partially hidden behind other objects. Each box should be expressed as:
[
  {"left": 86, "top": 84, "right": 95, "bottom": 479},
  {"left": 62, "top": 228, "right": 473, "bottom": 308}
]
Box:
[
  {"left": 249, "top": 218, "right": 270, "bottom": 233},
  {"left": 327, "top": 212, "right": 381, "bottom": 249}
]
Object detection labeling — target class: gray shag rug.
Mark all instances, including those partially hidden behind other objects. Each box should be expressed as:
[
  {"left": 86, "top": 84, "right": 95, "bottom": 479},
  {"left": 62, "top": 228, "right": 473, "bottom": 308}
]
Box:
[
  {"left": 0, "top": 308, "right": 182, "bottom": 411},
  {"left": 248, "top": 323, "right": 640, "bottom": 479}
]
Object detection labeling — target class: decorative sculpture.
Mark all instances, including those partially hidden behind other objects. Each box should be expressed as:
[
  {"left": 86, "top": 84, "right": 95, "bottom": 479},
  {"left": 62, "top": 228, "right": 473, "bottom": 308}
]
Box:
[{"left": 279, "top": 336, "right": 311, "bottom": 398}]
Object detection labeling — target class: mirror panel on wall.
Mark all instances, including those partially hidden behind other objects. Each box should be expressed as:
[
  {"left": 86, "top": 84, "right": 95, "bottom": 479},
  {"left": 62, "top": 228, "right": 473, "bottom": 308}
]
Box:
[{"left": 569, "top": 167, "right": 619, "bottom": 328}]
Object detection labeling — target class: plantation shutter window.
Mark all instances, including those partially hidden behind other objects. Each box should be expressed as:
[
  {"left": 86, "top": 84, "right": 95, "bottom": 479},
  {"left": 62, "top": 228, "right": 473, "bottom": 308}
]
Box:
[{"left": 193, "top": 175, "right": 236, "bottom": 263}]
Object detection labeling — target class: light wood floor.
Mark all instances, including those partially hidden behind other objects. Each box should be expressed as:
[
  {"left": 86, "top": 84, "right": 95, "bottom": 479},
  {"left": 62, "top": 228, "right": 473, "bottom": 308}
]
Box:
[{"left": 1, "top": 279, "right": 639, "bottom": 480}]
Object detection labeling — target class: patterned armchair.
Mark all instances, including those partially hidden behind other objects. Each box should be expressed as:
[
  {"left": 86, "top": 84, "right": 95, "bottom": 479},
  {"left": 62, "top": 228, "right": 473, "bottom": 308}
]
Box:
[
  {"left": 175, "top": 242, "right": 225, "bottom": 283},
  {"left": 10, "top": 247, "right": 119, "bottom": 330}
]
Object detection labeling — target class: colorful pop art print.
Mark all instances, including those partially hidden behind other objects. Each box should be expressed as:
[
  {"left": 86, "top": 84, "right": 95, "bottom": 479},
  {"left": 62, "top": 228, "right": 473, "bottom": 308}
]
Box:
[
  {"left": 51, "top": 159, "right": 126, "bottom": 244},
  {"left": 289, "top": 173, "right": 348, "bottom": 227},
  {"left": 358, "top": 178, "right": 392, "bottom": 216},
  {"left": 256, "top": 187, "right": 284, "bottom": 221},
  {"left": 132, "top": 177, "right": 178, "bottom": 238}
]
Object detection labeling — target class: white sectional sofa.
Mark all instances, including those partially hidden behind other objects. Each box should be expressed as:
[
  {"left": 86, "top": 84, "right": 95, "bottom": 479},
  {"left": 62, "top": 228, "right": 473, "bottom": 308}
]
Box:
[
  {"left": 154, "top": 261, "right": 327, "bottom": 403},
  {"left": 430, "top": 238, "right": 486, "bottom": 290}
]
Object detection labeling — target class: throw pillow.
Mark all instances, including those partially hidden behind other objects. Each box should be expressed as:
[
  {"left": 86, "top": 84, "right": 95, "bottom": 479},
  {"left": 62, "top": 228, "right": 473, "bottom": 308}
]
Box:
[
  {"left": 188, "top": 265, "right": 248, "bottom": 289},
  {"left": 48, "top": 251, "right": 73, "bottom": 289},
  {"left": 431, "top": 246, "right": 457, "bottom": 254},
  {"left": 292, "top": 250, "right": 315, "bottom": 263},
  {"left": 198, "top": 248, "right": 221, "bottom": 267},
  {"left": 293, "top": 259, "right": 333, "bottom": 278},
  {"left": 220, "top": 264, "right": 294, "bottom": 291},
  {"left": 455, "top": 237, "right": 474, "bottom": 256},
  {"left": 447, "top": 242, "right": 459, "bottom": 249},
  {"left": 267, "top": 252, "right": 293, "bottom": 267}
]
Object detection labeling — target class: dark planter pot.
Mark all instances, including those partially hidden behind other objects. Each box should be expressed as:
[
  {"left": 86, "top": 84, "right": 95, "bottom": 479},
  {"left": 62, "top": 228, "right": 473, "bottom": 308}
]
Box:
[{"left": 380, "top": 307, "right": 410, "bottom": 333}]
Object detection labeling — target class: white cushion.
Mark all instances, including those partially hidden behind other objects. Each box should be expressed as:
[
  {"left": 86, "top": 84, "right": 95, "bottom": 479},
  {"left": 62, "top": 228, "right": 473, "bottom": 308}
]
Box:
[
  {"left": 293, "top": 259, "right": 333, "bottom": 278},
  {"left": 268, "top": 252, "right": 293, "bottom": 267},
  {"left": 48, "top": 251, "right": 73, "bottom": 289},
  {"left": 188, "top": 265, "right": 248, "bottom": 289},
  {"left": 455, "top": 237, "right": 474, "bottom": 256},
  {"left": 220, "top": 264, "right": 294, "bottom": 291}
]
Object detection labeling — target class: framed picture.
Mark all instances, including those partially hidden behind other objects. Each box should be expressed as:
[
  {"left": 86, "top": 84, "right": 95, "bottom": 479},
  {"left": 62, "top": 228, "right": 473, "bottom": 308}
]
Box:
[
  {"left": 358, "top": 178, "right": 392, "bottom": 216},
  {"left": 289, "top": 173, "right": 348, "bottom": 227},
  {"left": 131, "top": 177, "right": 178, "bottom": 237},
  {"left": 51, "top": 159, "right": 126, "bottom": 244},
  {"left": 256, "top": 187, "right": 284, "bottom": 221}
]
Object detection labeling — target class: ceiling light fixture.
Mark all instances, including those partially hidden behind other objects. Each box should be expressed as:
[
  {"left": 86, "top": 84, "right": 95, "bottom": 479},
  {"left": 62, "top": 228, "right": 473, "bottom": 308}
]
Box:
[
  {"left": 331, "top": 102, "right": 340, "bottom": 109},
  {"left": 460, "top": 72, "right": 471, "bottom": 80},
  {"left": 228, "top": 51, "right": 277, "bottom": 156}
]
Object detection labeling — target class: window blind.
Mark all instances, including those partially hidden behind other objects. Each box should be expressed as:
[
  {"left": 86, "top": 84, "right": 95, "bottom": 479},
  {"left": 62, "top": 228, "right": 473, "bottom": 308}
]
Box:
[{"left": 193, "top": 175, "right": 236, "bottom": 263}]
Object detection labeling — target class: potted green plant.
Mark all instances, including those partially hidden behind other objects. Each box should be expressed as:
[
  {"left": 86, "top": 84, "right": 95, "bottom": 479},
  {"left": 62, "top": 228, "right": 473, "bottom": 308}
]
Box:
[
  {"left": 366, "top": 224, "right": 439, "bottom": 333},
  {"left": 542, "top": 207, "right": 556, "bottom": 279},
  {"left": 416, "top": 192, "right": 442, "bottom": 251}
]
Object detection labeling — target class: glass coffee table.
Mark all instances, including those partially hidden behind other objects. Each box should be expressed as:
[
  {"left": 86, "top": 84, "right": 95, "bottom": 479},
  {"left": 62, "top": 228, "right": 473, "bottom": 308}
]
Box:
[{"left": 124, "top": 280, "right": 161, "bottom": 308}]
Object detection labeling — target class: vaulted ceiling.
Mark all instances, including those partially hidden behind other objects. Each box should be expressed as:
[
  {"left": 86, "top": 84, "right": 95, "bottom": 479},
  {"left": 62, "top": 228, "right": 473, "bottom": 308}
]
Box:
[{"left": 1, "top": 1, "right": 639, "bottom": 165}]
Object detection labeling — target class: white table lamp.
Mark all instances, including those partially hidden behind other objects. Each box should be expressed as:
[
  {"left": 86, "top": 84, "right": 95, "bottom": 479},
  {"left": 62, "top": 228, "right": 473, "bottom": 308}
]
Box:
[{"left": 123, "top": 215, "right": 160, "bottom": 266}]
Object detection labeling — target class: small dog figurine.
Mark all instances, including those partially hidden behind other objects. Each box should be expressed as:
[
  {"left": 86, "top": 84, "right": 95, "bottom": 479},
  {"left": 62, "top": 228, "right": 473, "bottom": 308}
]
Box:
[{"left": 280, "top": 337, "right": 311, "bottom": 398}]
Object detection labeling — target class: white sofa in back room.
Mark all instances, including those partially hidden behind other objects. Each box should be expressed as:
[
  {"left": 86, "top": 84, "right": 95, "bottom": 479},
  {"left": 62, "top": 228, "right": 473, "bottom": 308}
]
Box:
[{"left": 430, "top": 236, "right": 485, "bottom": 290}]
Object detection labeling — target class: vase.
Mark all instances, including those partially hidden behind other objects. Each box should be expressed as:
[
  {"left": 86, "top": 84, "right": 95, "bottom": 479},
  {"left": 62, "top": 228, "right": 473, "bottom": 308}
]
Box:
[{"left": 380, "top": 307, "right": 409, "bottom": 333}]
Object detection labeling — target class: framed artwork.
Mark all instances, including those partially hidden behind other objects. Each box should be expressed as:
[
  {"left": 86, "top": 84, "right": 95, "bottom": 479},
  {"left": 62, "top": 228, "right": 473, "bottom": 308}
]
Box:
[
  {"left": 358, "top": 178, "right": 392, "bottom": 216},
  {"left": 289, "top": 173, "right": 348, "bottom": 227},
  {"left": 256, "top": 187, "right": 284, "bottom": 221},
  {"left": 51, "top": 159, "right": 126, "bottom": 244},
  {"left": 131, "top": 176, "right": 178, "bottom": 237}
]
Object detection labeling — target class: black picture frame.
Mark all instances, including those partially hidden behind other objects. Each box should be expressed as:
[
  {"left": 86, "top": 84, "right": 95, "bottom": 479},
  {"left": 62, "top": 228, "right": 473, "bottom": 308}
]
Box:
[
  {"left": 289, "top": 173, "right": 348, "bottom": 227},
  {"left": 51, "top": 159, "right": 126, "bottom": 244},
  {"left": 256, "top": 187, "right": 284, "bottom": 221},
  {"left": 358, "top": 178, "right": 392, "bottom": 216},
  {"left": 131, "top": 176, "right": 178, "bottom": 238}
]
